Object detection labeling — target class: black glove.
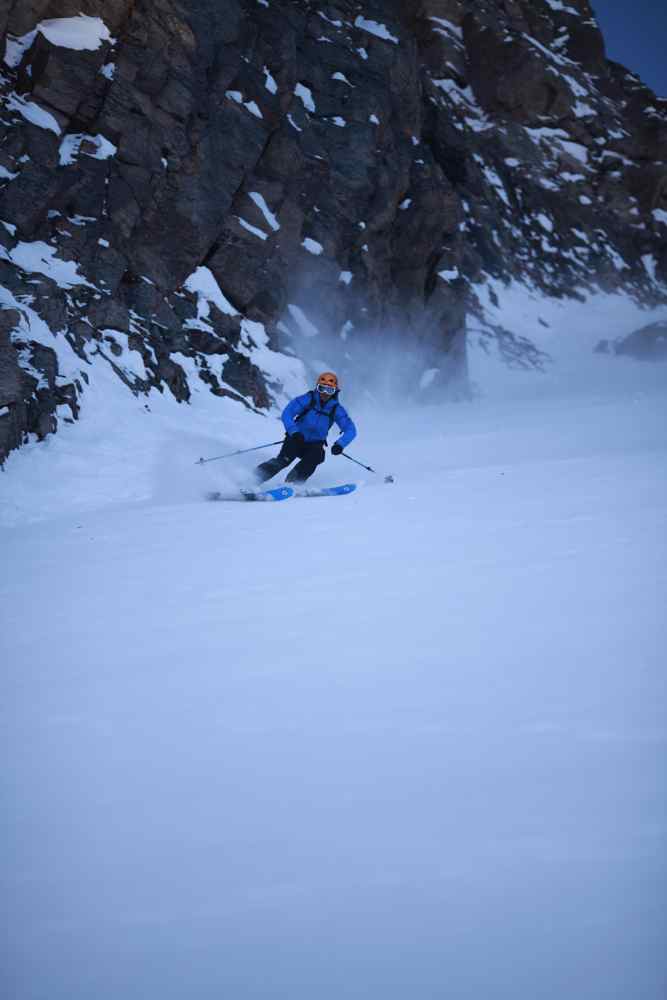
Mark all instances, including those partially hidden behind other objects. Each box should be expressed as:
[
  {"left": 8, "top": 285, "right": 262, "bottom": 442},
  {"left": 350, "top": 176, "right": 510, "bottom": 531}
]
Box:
[
  {"left": 290, "top": 432, "right": 305, "bottom": 446},
  {"left": 331, "top": 442, "right": 343, "bottom": 456}
]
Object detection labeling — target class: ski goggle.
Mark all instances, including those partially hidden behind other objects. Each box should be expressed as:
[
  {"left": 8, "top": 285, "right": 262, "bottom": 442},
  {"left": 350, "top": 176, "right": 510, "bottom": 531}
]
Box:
[{"left": 317, "top": 382, "right": 337, "bottom": 395}]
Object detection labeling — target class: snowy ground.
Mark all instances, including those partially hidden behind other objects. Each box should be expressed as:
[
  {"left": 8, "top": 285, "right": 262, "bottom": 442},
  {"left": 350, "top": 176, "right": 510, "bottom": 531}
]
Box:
[{"left": 2, "top": 293, "right": 667, "bottom": 999}]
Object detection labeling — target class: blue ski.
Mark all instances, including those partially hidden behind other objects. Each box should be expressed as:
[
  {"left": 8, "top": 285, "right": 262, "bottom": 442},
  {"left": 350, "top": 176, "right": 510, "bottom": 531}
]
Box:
[
  {"left": 207, "top": 486, "right": 294, "bottom": 502},
  {"left": 293, "top": 483, "right": 357, "bottom": 498}
]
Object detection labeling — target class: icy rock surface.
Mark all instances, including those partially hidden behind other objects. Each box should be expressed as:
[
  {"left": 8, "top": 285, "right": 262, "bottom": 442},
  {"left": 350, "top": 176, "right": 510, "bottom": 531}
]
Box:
[{"left": 0, "top": 0, "right": 665, "bottom": 462}]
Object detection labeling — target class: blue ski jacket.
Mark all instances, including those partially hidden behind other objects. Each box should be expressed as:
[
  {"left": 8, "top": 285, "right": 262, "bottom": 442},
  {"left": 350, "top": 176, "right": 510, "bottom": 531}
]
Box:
[{"left": 282, "top": 391, "right": 357, "bottom": 448}]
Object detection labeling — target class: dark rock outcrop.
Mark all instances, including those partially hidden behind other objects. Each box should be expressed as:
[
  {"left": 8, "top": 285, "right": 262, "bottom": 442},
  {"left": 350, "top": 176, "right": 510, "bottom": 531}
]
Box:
[
  {"left": 0, "top": 304, "right": 80, "bottom": 458},
  {"left": 595, "top": 320, "right": 667, "bottom": 361},
  {"left": 0, "top": 0, "right": 665, "bottom": 462}
]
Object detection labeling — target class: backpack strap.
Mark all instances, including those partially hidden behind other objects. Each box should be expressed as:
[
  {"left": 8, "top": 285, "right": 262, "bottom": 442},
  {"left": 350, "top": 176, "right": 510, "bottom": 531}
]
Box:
[
  {"left": 327, "top": 402, "right": 339, "bottom": 430},
  {"left": 294, "top": 392, "right": 339, "bottom": 432},
  {"left": 294, "top": 391, "right": 317, "bottom": 423}
]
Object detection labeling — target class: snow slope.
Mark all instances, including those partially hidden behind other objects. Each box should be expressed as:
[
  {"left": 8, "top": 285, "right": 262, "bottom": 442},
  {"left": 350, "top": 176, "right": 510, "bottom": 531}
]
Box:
[{"left": 2, "top": 294, "right": 667, "bottom": 999}]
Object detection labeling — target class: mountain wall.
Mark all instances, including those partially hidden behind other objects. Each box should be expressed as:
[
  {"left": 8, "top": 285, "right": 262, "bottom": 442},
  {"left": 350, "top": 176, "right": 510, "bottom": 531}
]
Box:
[{"left": 1, "top": 0, "right": 666, "bottom": 463}]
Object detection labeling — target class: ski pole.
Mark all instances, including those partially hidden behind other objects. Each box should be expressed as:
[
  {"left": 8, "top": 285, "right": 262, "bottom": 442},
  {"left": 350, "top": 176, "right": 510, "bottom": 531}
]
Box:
[
  {"left": 341, "top": 451, "right": 395, "bottom": 483},
  {"left": 341, "top": 451, "right": 376, "bottom": 473},
  {"left": 196, "top": 441, "right": 283, "bottom": 465}
]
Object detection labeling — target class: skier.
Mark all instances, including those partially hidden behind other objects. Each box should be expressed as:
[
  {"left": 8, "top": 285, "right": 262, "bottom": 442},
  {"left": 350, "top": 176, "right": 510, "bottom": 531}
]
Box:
[{"left": 255, "top": 371, "right": 357, "bottom": 484}]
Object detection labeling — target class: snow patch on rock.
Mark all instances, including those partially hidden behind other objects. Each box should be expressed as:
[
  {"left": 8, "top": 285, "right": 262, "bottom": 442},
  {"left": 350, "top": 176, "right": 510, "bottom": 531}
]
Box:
[
  {"left": 249, "top": 192, "right": 280, "bottom": 232},
  {"left": 3, "top": 31, "right": 37, "bottom": 68},
  {"left": 354, "top": 17, "right": 399, "bottom": 44},
  {"left": 295, "top": 83, "right": 316, "bottom": 112},
  {"left": 302, "top": 238, "right": 324, "bottom": 256},
  {"left": 184, "top": 266, "right": 238, "bottom": 322},
  {"left": 287, "top": 304, "right": 319, "bottom": 337},
  {"left": 238, "top": 217, "right": 269, "bottom": 241},
  {"left": 1, "top": 240, "right": 97, "bottom": 288},
  {"left": 5, "top": 92, "right": 61, "bottom": 134},
  {"left": 59, "top": 133, "right": 117, "bottom": 166},
  {"left": 38, "top": 15, "right": 112, "bottom": 52}
]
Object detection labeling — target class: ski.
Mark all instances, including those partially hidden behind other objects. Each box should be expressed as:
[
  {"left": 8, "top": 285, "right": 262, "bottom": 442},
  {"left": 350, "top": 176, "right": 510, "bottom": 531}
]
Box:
[
  {"left": 293, "top": 483, "right": 357, "bottom": 498},
  {"left": 206, "top": 483, "right": 357, "bottom": 501},
  {"left": 206, "top": 486, "right": 294, "bottom": 502}
]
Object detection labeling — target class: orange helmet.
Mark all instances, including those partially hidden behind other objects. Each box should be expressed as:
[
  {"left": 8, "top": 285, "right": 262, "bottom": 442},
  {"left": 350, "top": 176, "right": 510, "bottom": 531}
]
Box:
[{"left": 316, "top": 371, "right": 339, "bottom": 392}]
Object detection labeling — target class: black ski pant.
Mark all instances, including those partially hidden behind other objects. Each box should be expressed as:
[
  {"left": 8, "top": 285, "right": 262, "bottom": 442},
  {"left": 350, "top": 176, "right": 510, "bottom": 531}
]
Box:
[{"left": 256, "top": 436, "right": 325, "bottom": 484}]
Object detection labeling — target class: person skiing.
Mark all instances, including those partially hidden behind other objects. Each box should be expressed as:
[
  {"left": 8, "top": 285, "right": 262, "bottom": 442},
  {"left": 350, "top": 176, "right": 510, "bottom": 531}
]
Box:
[{"left": 255, "top": 371, "right": 357, "bottom": 484}]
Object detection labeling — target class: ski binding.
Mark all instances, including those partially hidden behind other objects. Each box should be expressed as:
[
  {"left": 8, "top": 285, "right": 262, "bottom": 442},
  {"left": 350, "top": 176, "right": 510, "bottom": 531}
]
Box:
[{"left": 207, "top": 486, "right": 294, "bottom": 502}]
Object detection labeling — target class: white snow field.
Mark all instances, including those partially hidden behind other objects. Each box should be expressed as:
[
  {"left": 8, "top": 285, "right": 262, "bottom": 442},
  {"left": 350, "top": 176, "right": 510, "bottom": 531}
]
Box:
[{"left": 2, "top": 293, "right": 667, "bottom": 1000}]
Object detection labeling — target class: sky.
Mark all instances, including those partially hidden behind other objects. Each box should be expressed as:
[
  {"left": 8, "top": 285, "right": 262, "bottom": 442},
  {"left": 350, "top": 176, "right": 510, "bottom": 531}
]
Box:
[{"left": 592, "top": 1, "right": 667, "bottom": 96}]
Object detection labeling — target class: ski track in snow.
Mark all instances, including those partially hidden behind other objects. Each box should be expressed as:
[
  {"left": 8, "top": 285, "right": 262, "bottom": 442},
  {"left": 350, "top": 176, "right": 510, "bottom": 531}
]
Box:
[{"left": 2, "top": 315, "right": 667, "bottom": 998}]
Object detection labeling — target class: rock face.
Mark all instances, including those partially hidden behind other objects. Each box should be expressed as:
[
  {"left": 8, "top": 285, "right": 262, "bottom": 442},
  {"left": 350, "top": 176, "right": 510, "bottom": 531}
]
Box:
[
  {"left": 595, "top": 320, "right": 667, "bottom": 361},
  {"left": 0, "top": 0, "right": 666, "bottom": 462}
]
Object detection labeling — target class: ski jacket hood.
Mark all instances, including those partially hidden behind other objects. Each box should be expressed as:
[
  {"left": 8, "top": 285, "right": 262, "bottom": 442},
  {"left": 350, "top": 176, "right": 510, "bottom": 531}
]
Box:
[{"left": 282, "top": 391, "right": 357, "bottom": 448}]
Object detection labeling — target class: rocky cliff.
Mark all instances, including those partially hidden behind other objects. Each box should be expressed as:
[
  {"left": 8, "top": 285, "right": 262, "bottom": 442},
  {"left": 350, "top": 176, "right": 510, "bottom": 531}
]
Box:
[{"left": 1, "top": 0, "right": 666, "bottom": 462}]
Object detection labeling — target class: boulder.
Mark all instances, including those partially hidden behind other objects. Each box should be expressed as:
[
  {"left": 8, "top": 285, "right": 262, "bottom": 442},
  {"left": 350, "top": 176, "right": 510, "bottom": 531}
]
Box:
[{"left": 613, "top": 321, "right": 667, "bottom": 361}]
